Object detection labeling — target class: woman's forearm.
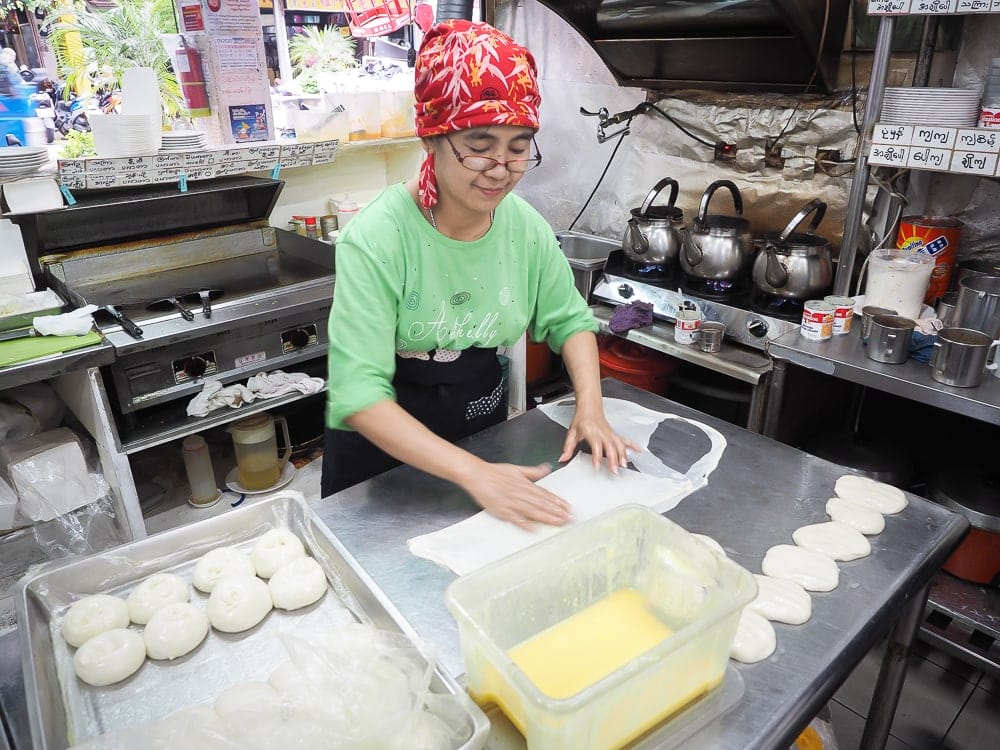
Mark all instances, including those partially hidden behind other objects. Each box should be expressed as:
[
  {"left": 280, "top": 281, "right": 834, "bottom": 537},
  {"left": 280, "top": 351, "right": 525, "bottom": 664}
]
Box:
[{"left": 559, "top": 331, "right": 604, "bottom": 413}]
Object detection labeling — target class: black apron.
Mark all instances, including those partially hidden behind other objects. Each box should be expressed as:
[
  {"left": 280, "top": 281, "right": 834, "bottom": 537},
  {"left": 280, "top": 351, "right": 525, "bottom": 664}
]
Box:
[{"left": 321, "top": 347, "right": 505, "bottom": 496}]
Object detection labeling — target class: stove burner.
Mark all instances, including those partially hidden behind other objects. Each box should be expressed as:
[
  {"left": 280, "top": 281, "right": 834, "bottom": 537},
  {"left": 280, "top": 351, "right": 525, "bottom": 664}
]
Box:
[
  {"left": 623, "top": 258, "right": 674, "bottom": 282},
  {"left": 681, "top": 275, "right": 746, "bottom": 300},
  {"left": 752, "top": 292, "right": 806, "bottom": 322}
]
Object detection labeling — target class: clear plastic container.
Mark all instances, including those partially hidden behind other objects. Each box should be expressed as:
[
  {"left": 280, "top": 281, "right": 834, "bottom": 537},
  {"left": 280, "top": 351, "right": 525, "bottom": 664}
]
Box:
[
  {"left": 445, "top": 505, "right": 756, "bottom": 750},
  {"left": 862, "top": 248, "right": 935, "bottom": 321},
  {"left": 379, "top": 90, "right": 415, "bottom": 138},
  {"left": 349, "top": 92, "right": 381, "bottom": 141}
]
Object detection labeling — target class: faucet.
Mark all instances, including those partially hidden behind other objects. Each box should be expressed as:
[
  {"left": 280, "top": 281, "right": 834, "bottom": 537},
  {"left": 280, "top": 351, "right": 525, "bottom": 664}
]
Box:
[{"left": 579, "top": 103, "right": 652, "bottom": 143}]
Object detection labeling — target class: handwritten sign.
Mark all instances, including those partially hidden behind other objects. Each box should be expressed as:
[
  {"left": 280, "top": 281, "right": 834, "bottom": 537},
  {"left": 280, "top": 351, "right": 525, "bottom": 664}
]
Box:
[
  {"left": 905, "top": 147, "right": 951, "bottom": 170},
  {"left": 911, "top": 126, "right": 957, "bottom": 149},
  {"left": 956, "top": 128, "right": 1000, "bottom": 152},
  {"left": 956, "top": 0, "right": 991, "bottom": 10},
  {"left": 949, "top": 150, "right": 998, "bottom": 174},
  {"left": 872, "top": 122, "right": 913, "bottom": 145},
  {"left": 910, "top": 0, "right": 958, "bottom": 12},
  {"left": 869, "top": 144, "right": 909, "bottom": 166},
  {"left": 868, "top": 0, "right": 911, "bottom": 13}
]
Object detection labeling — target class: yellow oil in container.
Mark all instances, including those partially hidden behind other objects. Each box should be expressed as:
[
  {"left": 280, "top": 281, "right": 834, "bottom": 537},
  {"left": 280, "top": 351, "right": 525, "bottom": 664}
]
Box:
[{"left": 508, "top": 589, "right": 672, "bottom": 699}]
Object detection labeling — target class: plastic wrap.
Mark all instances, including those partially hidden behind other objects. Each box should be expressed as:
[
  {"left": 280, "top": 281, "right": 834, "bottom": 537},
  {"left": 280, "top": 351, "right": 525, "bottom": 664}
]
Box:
[{"left": 0, "top": 381, "right": 66, "bottom": 443}]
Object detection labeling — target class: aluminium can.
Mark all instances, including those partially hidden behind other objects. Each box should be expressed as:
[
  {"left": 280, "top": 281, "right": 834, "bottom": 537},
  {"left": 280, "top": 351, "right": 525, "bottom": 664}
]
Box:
[
  {"left": 800, "top": 300, "right": 835, "bottom": 341},
  {"left": 824, "top": 295, "right": 854, "bottom": 335}
]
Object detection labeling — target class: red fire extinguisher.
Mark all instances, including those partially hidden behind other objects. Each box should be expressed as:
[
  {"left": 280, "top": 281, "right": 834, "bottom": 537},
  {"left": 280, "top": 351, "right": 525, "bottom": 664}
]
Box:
[{"left": 176, "top": 36, "right": 210, "bottom": 118}]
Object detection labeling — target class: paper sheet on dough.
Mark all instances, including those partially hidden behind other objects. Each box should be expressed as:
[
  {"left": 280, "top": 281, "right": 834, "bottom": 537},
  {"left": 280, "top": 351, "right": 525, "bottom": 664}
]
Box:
[{"left": 406, "top": 399, "right": 727, "bottom": 575}]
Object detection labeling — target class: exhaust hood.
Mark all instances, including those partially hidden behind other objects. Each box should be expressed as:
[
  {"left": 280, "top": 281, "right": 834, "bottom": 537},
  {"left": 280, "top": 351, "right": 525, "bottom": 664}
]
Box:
[{"left": 535, "top": 0, "right": 850, "bottom": 94}]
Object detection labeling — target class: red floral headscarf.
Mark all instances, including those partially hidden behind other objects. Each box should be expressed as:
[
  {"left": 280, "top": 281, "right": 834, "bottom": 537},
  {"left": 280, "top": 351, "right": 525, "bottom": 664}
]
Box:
[{"left": 414, "top": 20, "right": 541, "bottom": 208}]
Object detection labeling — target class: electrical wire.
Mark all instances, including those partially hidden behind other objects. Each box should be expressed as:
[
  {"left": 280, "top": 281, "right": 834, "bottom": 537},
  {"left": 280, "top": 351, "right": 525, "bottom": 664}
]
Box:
[
  {"left": 641, "top": 103, "right": 716, "bottom": 148},
  {"left": 567, "top": 129, "right": 627, "bottom": 232}
]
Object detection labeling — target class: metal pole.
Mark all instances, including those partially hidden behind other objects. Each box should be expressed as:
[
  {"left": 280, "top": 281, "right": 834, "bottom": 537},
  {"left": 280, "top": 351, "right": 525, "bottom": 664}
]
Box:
[
  {"left": 859, "top": 581, "right": 931, "bottom": 750},
  {"left": 272, "top": 0, "right": 295, "bottom": 87},
  {"left": 833, "top": 15, "right": 897, "bottom": 296}
]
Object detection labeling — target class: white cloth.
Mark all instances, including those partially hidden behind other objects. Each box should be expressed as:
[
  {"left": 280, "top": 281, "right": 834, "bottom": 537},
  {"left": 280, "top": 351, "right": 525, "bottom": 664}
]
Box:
[
  {"left": 407, "top": 398, "right": 727, "bottom": 575},
  {"left": 32, "top": 304, "right": 98, "bottom": 336},
  {"left": 186, "top": 379, "right": 256, "bottom": 418},
  {"left": 246, "top": 370, "right": 325, "bottom": 398}
]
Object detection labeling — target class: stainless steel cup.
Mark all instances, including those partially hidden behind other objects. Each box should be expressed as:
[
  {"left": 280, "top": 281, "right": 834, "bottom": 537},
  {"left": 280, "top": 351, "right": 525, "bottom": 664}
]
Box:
[
  {"left": 860, "top": 305, "right": 898, "bottom": 345},
  {"left": 865, "top": 314, "right": 915, "bottom": 364},
  {"left": 954, "top": 274, "right": 1000, "bottom": 338},
  {"left": 935, "top": 292, "right": 959, "bottom": 326},
  {"left": 694, "top": 321, "right": 725, "bottom": 353},
  {"left": 928, "top": 327, "right": 1000, "bottom": 387}
]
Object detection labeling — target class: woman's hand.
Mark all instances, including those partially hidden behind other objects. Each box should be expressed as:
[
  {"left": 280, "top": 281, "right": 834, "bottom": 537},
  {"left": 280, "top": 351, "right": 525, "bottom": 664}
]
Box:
[
  {"left": 457, "top": 462, "right": 572, "bottom": 531},
  {"left": 558, "top": 405, "right": 639, "bottom": 474}
]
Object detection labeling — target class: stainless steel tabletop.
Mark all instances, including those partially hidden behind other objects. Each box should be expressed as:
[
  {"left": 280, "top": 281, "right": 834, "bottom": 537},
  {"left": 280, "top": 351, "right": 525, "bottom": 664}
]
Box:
[
  {"left": 0, "top": 341, "right": 114, "bottom": 392},
  {"left": 767, "top": 326, "right": 1000, "bottom": 427},
  {"left": 312, "top": 379, "right": 968, "bottom": 750}
]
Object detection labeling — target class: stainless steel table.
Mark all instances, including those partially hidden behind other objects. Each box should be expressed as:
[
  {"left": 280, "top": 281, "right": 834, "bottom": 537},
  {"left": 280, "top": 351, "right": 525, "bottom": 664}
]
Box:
[{"left": 313, "top": 379, "right": 968, "bottom": 750}]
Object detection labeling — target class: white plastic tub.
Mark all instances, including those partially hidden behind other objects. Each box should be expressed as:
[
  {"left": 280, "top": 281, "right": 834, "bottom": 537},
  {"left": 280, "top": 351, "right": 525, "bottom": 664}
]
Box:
[{"left": 445, "top": 505, "right": 756, "bottom": 750}]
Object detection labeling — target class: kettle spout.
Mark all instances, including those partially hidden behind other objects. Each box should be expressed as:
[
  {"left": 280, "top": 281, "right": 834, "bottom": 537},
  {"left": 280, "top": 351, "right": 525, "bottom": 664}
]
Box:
[
  {"left": 624, "top": 217, "right": 650, "bottom": 255},
  {"left": 681, "top": 229, "right": 703, "bottom": 267},
  {"left": 763, "top": 244, "right": 790, "bottom": 288}
]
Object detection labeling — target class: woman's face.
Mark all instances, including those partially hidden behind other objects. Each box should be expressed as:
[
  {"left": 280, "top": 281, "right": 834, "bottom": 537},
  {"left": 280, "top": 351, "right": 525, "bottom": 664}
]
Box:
[{"left": 429, "top": 125, "right": 536, "bottom": 216}]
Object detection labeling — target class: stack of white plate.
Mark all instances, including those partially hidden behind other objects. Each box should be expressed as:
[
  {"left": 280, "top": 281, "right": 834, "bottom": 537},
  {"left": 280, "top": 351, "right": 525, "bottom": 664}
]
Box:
[
  {"left": 89, "top": 113, "right": 163, "bottom": 157},
  {"left": 0, "top": 147, "right": 49, "bottom": 177},
  {"left": 880, "top": 87, "right": 982, "bottom": 126},
  {"left": 159, "top": 131, "right": 209, "bottom": 152}
]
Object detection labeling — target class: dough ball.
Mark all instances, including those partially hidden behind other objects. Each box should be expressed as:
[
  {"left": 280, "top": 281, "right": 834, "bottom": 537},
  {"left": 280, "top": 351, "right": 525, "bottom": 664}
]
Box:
[
  {"left": 749, "top": 574, "right": 812, "bottom": 625},
  {"left": 729, "top": 609, "right": 776, "bottom": 664},
  {"left": 127, "top": 573, "right": 190, "bottom": 625},
  {"left": 144, "top": 602, "right": 209, "bottom": 660},
  {"left": 267, "top": 557, "right": 327, "bottom": 610},
  {"left": 193, "top": 546, "right": 256, "bottom": 593},
  {"left": 207, "top": 574, "right": 272, "bottom": 633},
  {"left": 691, "top": 533, "right": 726, "bottom": 558},
  {"left": 761, "top": 544, "right": 839, "bottom": 592},
  {"left": 62, "top": 594, "right": 130, "bottom": 648},
  {"left": 214, "top": 681, "right": 281, "bottom": 717},
  {"left": 73, "top": 628, "right": 146, "bottom": 686},
  {"left": 792, "top": 521, "right": 871, "bottom": 562},
  {"left": 834, "top": 474, "right": 907, "bottom": 514},
  {"left": 251, "top": 529, "right": 306, "bottom": 579},
  {"left": 826, "top": 496, "right": 885, "bottom": 535}
]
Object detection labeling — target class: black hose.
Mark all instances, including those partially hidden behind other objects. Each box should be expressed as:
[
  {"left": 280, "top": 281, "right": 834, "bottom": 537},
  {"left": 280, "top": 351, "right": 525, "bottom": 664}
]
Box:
[
  {"left": 567, "top": 129, "right": 627, "bottom": 231},
  {"left": 436, "top": 0, "right": 473, "bottom": 21}
]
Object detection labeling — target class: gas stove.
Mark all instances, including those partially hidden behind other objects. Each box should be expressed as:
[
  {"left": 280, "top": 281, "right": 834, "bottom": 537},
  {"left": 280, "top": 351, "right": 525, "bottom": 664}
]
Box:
[{"left": 592, "top": 250, "right": 800, "bottom": 350}]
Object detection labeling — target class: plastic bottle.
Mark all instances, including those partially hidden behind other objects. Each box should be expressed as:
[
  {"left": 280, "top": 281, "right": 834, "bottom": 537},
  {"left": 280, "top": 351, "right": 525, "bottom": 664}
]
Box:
[
  {"left": 979, "top": 56, "right": 1000, "bottom": 129},
  {"left": 337, "top": 199, "right": 359, "bottom": 229},
  {"left": 304, "top": 216, "right": 319, "bottom": 239},
  {"left": 182, "top": 435, "right": 220, "bottom": 507}
]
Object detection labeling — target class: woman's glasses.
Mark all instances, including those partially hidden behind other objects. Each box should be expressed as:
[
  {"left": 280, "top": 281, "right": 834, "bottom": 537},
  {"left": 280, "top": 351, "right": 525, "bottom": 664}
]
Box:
[{"left": 444, "top": 135, "right": 542, "bottom": 173}]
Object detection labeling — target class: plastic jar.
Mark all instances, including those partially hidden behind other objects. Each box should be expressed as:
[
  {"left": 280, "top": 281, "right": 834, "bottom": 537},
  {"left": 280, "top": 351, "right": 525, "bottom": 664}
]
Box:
[
  {"left": 337, "top": 199, "right": 359, "bottom": 229},
  {"left": 182, "top": 435, "right": 220, "bottom": 507}
]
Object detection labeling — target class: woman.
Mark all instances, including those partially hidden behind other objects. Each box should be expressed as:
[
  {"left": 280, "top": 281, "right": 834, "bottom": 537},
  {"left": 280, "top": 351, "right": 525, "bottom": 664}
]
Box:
[{"left": 323, "top": 20, "right": 636, "bottom": 528}]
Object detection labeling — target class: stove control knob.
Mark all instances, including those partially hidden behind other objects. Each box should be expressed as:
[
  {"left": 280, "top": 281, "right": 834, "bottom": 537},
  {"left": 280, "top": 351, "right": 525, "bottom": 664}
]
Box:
[
  {"left": 746, "top": 318, "right": 769, "bottom": 339},
  {"left": 184, "top": 356, "right": 208, "bottom": 378},
  {"left": 289, "top": 328, "right": 312, "bottom": 348},
  {"left": 617, "top": 283, "right": 634, "bottom": 299}
]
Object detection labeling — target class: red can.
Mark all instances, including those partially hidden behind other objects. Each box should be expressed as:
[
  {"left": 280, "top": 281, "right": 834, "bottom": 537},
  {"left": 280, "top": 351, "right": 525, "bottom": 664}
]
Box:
[{"left": 896, "top": 216, "right": 963, "bottom": 305}]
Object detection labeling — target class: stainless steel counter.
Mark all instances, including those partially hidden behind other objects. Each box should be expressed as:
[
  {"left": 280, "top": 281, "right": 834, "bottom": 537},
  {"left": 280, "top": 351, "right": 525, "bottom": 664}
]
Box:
[
  {"left": 765, "top": 326, "right": 1000, "bottom": 428},
  {"left": 0, "top": 341, "right": 114, "bottom": 393},
  {"left": 312, "top": 379, "right": 968, "bottom": 750}
]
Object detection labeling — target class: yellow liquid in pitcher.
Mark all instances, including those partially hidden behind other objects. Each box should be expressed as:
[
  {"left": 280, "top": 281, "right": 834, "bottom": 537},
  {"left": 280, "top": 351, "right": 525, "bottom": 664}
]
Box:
[
  {"left": 237, "top": 454, "right": 280, "bottom": 490},
  {"left": 508, "top": 589, "right": 673, "bottom": 700}
]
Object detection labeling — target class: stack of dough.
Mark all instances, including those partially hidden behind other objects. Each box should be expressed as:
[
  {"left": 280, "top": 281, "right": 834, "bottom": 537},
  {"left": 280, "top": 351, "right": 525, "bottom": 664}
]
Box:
[{"left": 61, "top": 595, "right": 146, "bottom": 686}]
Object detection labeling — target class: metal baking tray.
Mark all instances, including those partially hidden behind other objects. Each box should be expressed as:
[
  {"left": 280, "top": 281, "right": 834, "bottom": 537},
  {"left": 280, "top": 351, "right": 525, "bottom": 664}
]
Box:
[
  {"left": 15, "top": 492, "right": 489, "bottom": 749},
  {"left": 0, "top": 289, "right": 65, "bottom": 333}
]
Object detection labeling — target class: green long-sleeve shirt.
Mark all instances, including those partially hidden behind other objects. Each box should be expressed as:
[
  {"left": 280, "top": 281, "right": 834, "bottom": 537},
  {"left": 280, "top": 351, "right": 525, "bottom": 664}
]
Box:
[{"left": 326, "top": 182, "right": 597, "bottom": 430}]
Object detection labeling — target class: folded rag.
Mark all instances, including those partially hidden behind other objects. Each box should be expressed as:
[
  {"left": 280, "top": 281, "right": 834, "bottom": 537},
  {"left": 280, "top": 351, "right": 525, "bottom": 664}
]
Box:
[
  {"left": 246, "top": 370, "right": 325, "bottom": 398},
  {"left": 186, "top": 379, "right": 256, "bottom": 418},
  {"left": 909, "top": 331, "right": 937, "bottom": 363},
  {"left": 609, "top": 300, "right": 654, "bottom": 334},
  {"left": 32, "top": 305, "right": 98, "bottom": 336}
]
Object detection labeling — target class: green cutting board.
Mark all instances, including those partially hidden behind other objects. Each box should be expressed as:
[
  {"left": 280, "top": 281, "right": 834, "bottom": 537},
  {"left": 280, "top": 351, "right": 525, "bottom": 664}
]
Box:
[{"left": 0, "top": 332, "right": 103, "bottom": 368}]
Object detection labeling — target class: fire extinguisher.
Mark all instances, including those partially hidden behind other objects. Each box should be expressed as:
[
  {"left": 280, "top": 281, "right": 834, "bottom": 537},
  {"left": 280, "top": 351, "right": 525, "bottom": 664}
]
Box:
[{"left": 176, "top": 36, "right": 210, "bottom": 118}]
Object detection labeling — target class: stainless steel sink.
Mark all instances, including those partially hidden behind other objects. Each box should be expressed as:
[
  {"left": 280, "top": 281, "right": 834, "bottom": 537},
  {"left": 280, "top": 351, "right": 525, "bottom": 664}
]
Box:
[{"left": 556, "top": 231, "right": 618, "bottom": 301}]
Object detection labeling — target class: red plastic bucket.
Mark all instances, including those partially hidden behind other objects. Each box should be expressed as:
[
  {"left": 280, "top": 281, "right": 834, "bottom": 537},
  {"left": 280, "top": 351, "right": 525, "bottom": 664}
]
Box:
[{"left": 598, "top": 335, "right": 679, "bottom": 396}]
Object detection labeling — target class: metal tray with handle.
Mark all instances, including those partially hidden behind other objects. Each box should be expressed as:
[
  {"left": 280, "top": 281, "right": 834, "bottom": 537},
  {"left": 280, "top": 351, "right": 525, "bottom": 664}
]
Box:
[{"left": 15, "top": 492, "right": 489, "bottom": 750}]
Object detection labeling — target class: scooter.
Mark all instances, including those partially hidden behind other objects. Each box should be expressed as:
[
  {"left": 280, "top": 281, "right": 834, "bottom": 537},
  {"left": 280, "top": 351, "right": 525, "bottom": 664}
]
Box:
[
  {"left": 28, "top": 89, "right": 55, "bottom": 144},
  {"left": 51, "top": 81, "right": 90, "bottom": 135}
]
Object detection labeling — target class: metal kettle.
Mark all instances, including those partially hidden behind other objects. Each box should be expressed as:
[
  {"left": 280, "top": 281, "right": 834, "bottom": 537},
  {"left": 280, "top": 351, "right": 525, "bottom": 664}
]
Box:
[
  {"left": 752, "top": 199, "right": 833, "bottom": 300},
  {"left": 621, "top": 177, "right": 684, "bottom": 267},
  {"left": 679, "top": 180, "right": 754, "bottom": 281}
]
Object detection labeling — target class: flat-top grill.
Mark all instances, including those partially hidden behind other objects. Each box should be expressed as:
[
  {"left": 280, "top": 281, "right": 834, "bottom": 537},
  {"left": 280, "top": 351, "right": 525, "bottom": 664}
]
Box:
[{"left": 14, "top": 177, "right": 334, "bottom": 419}]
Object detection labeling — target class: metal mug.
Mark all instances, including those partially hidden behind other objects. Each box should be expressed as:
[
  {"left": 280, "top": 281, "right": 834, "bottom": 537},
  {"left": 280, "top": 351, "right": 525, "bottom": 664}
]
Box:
[
  {"left": 674, "top": 309, "right": 701, "bottom": 344},
  {"left": 693, "top": 321, "right": 725, "bottom": 353},
  {"left": 928, "top": 327, "right": 1000, "bottom": 388},
  {"left": 954, "top": 274, "right": 1000, "bottom": 339},
  {"left": 865, "top": 314, "right": 915, "bottom": 364},
  {"left": 935, "top": 292, "right": 959, "bottom": 327},
  {"left": 860, "top": 306, "right": 898, "bottom": 345}
]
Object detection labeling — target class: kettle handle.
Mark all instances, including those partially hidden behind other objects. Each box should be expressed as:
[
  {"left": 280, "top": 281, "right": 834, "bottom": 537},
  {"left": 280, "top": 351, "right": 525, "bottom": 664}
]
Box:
[
  {"left": 625, "top": 217, "right": 650, "bottom": 255},
  {"left": 638, "top": 177, "right": 680, "bottom": 216},
  {"left": 779, "top": 199, "right": 827, "bottom": 243},
  {"left": 681, "top": 228, "right": 703, "bottom": 267},
  {"left": 763, "top": 244, "right": 789, "bottom": 288},
  {"left": 697, "top": 180, "right": 744, "bottom": 224}
]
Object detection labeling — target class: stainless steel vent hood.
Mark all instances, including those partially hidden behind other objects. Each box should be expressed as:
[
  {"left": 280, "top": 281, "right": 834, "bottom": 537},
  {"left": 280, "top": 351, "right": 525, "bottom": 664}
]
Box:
[{"left": 535, "top": 0, "right": 850, "bottom": 93}]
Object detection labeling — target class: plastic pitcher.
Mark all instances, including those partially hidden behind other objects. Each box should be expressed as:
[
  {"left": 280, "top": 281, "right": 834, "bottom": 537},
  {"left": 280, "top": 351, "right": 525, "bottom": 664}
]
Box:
[
  {"left": 862, "top": 249, "right": 935, "bottom": 321},
  {"left": 227, "top": 413, "right": 290, "bottom": 491}
]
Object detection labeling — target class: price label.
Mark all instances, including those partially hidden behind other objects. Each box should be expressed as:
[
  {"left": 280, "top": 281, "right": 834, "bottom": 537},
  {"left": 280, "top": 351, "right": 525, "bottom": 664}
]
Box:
[
  {"left": 956, "top": 0, "right": 991, "bottom": 10},
  {"left": 949, "top": 150, "right": 998, "bottom": 175},
  {"left": 955, "top": 128, "right": 1000, "bottom": 153},
  {"left": 905, "top": 147, "right": 951, "bottom": 170},
  {"left": 910, "top": 125, "right": 957, "bottom": 149},
  {"left": 872, "top": 122, "right": 913, "bottom": 145},
  {"left": 869, "top": 144, "right": 909, "bottom": 166},
  {"left": 868, "top": 0, "right": 911, "bottom": 13},
  {"left": 910, "top": 0, "right": 958, "bottom": 12}
]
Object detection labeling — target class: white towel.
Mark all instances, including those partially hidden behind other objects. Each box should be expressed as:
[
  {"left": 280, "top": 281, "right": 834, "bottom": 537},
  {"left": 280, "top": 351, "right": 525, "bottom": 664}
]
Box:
[
  {"left": 186, "top": 379, "right": 257, "bottom": 418},
  {"left": 246, "top": 370, "right": 325, "bottom": 398},
  {"left": 32, "top": 304, "right": 98, "bottom": 336}
]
